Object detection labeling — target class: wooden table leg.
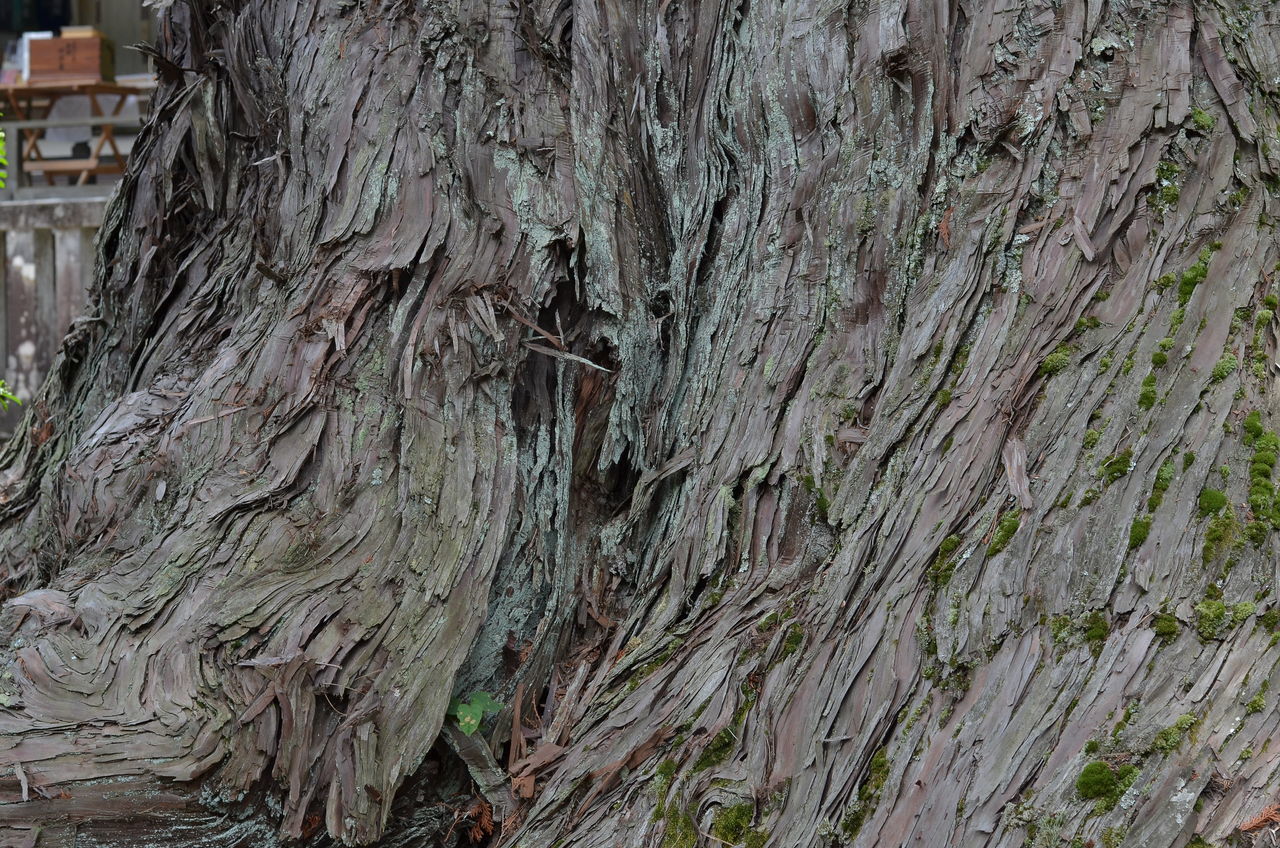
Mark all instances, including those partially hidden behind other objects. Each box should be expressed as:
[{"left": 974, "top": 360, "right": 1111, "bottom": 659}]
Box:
[
  {"left": 4, "top": 90, "right": 39, "bottom": 188},
  {"left": 79, "top": 93, "right": 104, "bottom": 186},
  {"left": 37, "top": 97, "right": 55, "bottom": 186},
  {"left": 5, "top": 90, "right": 30, "bottom": 159},
  {"left": 101, "top": 94, "right": 128, "bottom": 170},
  {"left": 22, "top": 92, "right": 60, "bottom": 186},
  {"left": 84, "top": 92, "right": 129, "bottom": 185}
]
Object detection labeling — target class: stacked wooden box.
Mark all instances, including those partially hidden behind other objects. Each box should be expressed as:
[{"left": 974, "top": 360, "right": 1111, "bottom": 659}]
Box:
[{"left": 27, "top": 29, "right": 114, "bottom": 84}]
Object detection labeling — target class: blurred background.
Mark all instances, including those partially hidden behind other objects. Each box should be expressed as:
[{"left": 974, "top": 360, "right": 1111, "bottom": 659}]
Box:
[{"left": 0, "top": 1, "right": 159, "bottom": 434}]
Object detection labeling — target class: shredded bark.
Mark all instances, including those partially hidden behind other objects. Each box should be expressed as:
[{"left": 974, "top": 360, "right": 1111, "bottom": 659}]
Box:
[{"left": 0, "top": 0, "right": 1278, "bottom": 846}]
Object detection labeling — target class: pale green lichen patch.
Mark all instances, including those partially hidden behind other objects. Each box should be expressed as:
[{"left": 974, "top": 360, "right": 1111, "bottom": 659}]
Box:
[
  {"left": 1192, "top": 598, "right": 1250, "bottom": 639},
  {"left": 1149, "top": 713, "right": 1198, "bottom": 754},
  {"left": 1209, "top": 353, "right": 1238, "bottom": 383}
]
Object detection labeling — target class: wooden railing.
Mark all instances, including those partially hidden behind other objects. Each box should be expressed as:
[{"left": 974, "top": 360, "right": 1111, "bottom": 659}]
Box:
[
  {"left": 0, "top": 196, "right": 106, "bottom": 435},
  {"left": 0, "top": 81, "right": 149, "bottom": 194},
  {"left": 2, "top": 115, "right": 141, "bottom": 192}
]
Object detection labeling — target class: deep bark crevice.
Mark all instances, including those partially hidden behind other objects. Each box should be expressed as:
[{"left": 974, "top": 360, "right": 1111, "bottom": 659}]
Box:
[{"left": 4, "top": 0, "right": 1280, "bottom": 846}]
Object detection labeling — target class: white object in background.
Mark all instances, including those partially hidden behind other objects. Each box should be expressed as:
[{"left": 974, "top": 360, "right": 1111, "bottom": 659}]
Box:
[
  {"left": 21, "top": 32, "right": 53, "bottom": 83},
  {"left": 45, "top": 97, "right": 92, "bottom": 145},
  {"left": 45, "top": 94, "right": 140, "bottom": 150}
]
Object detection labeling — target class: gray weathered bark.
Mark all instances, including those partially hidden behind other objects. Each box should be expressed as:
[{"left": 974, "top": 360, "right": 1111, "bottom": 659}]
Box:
[{"left": 1, "top": 0, "right": 1279, "bottom": 846}]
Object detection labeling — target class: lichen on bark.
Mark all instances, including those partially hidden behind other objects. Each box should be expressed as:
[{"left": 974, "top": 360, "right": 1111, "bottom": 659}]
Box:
[{"left": 0, "top": 0, "right": 1279, "bottom": 846}]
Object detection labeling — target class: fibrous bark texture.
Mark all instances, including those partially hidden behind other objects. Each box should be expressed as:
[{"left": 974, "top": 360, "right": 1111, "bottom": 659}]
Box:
[{"left": 2, "top": 0, "right": 1280, "bottom": 846}]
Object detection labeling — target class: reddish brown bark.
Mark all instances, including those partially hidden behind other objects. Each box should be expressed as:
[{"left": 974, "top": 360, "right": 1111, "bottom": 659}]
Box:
[{"left": 1, "top": 0, "right": 1280, "bottom": 846}]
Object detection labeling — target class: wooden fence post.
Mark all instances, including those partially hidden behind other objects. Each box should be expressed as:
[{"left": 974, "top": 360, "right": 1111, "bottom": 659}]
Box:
[
  {"left": 53, "top": 227, "right": 91, "bottom": 336},
  {"left": 33, "top": 228, "right": 55, "bottom": 379},
  {"left": 0, "top": 229, "right": 7, "bottom": 382}
]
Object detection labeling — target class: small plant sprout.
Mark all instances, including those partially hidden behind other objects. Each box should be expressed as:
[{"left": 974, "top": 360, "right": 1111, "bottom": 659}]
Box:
[{"left": 448, "top": 691, "right": 502, "bottom": 735}]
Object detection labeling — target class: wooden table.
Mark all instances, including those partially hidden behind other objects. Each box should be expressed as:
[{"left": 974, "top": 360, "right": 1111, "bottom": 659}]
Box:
[{"left": 0, "top": 81, "right": 149, "bottom": 186}]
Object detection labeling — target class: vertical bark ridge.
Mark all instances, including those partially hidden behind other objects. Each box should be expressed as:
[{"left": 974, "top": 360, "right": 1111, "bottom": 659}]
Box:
[{"left": 0, "top": 0, "right": 1277, "bottom": 846}]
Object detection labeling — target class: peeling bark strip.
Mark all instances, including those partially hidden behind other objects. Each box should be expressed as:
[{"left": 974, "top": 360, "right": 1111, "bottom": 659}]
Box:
[{"left": 0, "top": 0, "right": 1279, "bottom": 846}]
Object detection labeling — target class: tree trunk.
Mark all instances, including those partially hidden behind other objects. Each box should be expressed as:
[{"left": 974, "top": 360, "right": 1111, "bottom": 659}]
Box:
[{"left": 2, "top": 0, "right": 1279, "bottom": 846}]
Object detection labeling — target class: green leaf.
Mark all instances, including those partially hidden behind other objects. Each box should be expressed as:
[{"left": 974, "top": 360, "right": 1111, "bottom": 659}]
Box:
[
  {"left": 0, "top": 380, "right": 19, "bottom": 411},
  {"left": 447, "top": 691, "right": 503, "bottom": 735},
  {"left": 455, "top": 703, "right": 483, "bottom": 735}
]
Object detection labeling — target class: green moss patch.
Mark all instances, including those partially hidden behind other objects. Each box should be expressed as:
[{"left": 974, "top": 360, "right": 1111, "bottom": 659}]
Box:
[
  {"left": 840, "top": 747, "right": 890, "bottom": 839},
  {"left": 1259, "top": 607, "right": 1280, "bottom": 631},
  {"left": 1245, "top": 681, "right": 1269, "bottom": 715},
  {"left": 629, "top": 639, "right": 684, "bottom": 690},
  {"left": 661, "top": 807, "right": 698, "bottom": 848},
  {"left": 693, "top": 727, "right": 737, "bottom": 772},
  {"left": 930, "top": 535, "right": 962, "bottom": 587},
  {"left": 1138, "top": 374, "right": 1158, "bottom": 409},
  {"left": 1149, "top": 714, "right": 1198, "bottom": 754},
  {"left": 780, "top": 623, "right": 804, "bottom": 658},
  {"left": 1248, "top": 430, "right": 1279, "bottom": 527},
  {"left": 1194, "top": 599, "right": 1228, "bottom": 640},
  {"left": 1151, "top": 612, "right": 1179, "bottom": 643},
  {"left": 987, "top": 511, "right": 1021, "bottom": 557},
  {"left": 712, "top": 802, "right": 767, "bottom": 847},
  {"left": 1245, "top": 411, "right": 1264, "bottom": 444},
  {"left": 1177, "top": 246, "right": 1216, "bottom": 306},
  {"left": 1147, "top": 460, "right": 1175, "bottom": 510},
  {"left": 1128, "top": 516, "right": 1152, "bottom": 550},
  {"left": 1099, "top": 449, "right": 1133, "bottom": 485},
  {"left": 1202, "top": 508, "right": 1238, "bottom": 565},
  {"left": 1040, "top": 345, "right": 1073, "bottom": 377},
  {"left": 1210, "top": 354, "right": 1238, "bottom": 383},
  {"left": 1190, "top": 106, "right": 1216, "bottom": 132},
  {"left": 1082, "top": 611, "right": 1110, "bottom": 655},
  {"left": 692, "top": 691, "right": 758, "bottom": 772},
  {"left": 1075, "top": 761, "right": 1138, "bottom": 812},
  {"left": 1198, "top": 488, "right": 1228, "bottom": 517}
]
